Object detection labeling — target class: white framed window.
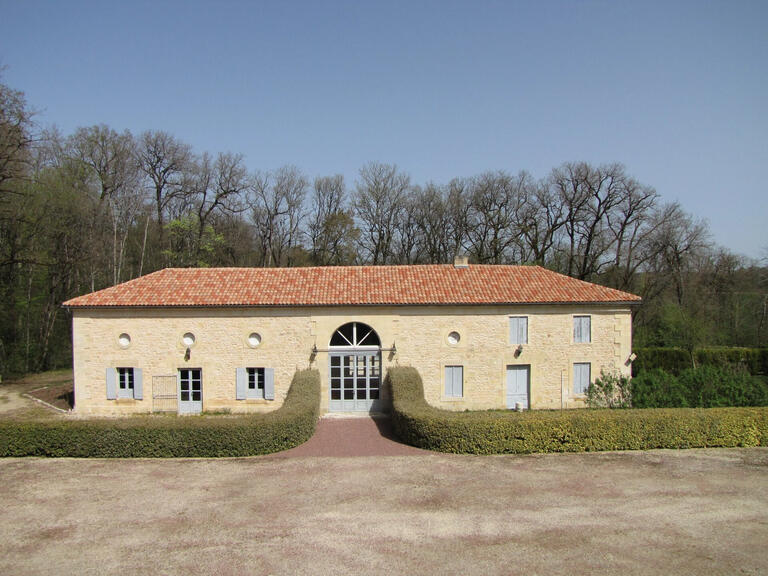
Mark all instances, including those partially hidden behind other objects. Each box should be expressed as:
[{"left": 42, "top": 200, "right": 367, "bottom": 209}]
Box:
[
  {"left": 118, "top": 367, "right": 134, "bottom": 398},
  {"left": 573, "top": 362, "right": 591, "bottom": 395},
  {"left": 509, "top": 316, "right": 528, "bottom": 345},
  {"left": 445, "top": 365, "right": 464, "bottom": 398},
  {"left": 106, "top": 367, "right": 143, "bottom": 400},
  {"left": 247, "top": 367, "right": 265, "bottom": 399},
  {"left": 236, "top": 367, "right": 275, "bottom": 401},
  {"left": 573, "top": 315, "right": 591, "bottom": 343}
]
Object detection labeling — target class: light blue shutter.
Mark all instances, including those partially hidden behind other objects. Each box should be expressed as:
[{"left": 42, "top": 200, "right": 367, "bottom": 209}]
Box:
[
  {"left": 444, "top": 367, "right": 451, "bottom": 396},
  {"left": 574, "top": 316, "right": 591, "bottom": 343},
  {"left": 106, "top": 368, "right": 117, "bottom": 400},
  {"left": 134, "top": 368, "right": 143, "bottom": 400},
  {"left": 264, "top": 368, "right": 275, "bottom": 400},
  {"left": 455, "top": 366, "right": 463, "bottom": 397},
  {"left": 236, "top": 367, "right": 247, "bottom": 400},
  {"left": 574, "top": 363, "right": 591, "bottom": 394},
  {"left": 510, "top": 317, "right": 529, "bottom": 344}
]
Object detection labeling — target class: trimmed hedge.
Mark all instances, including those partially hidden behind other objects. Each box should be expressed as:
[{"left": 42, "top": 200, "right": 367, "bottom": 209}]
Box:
[
  {"left": 389, "top": 366, "right": 768, "bottom": 454},
  {"left": 0, "top": 369, "right": 320, "bottom": 458},
  {"left": 631, "top": 366, "right": 768, "bottom": 408},
  {"left": 633, "top": 347, "right": 768, "bottom": 376}
]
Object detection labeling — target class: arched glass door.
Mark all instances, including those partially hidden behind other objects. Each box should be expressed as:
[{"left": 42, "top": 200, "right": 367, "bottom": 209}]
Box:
[{"left": 329, "top": 322, "right": 382, "bottom": 412}]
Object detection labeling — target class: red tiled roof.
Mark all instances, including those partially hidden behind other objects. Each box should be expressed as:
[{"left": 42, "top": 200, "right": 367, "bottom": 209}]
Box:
[{"left": 62, "top": 265, "right": 641, "bottom": 308}]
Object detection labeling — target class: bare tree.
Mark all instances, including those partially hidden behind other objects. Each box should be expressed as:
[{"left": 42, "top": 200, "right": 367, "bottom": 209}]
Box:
[
  {"left": 252, "top": 166, "right": 308, "bottom": 267},
  {"left": 68, "top": 125, "right": 143, "bottom": 284},
  {"left": 308, "top": 175, "right": 357, "bottom": 265},
  {"left": 353, "top": 162, "right": 409, "bottom": 264},
  {"left": 465, "top": 171, "right": 524, "bottom": 264},
  {"left": 136, "top": 130, "right": 192, "bottom": 251}
]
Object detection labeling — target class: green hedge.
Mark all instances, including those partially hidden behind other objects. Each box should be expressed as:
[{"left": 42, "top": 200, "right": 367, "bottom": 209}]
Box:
[
  {"left": 633, "top": 347, "right": 768, "bottom": 376},
  {"left": 389, "top": 366, "right": 768, "bottom": 454},
  {"left": 0, "top": 369, "right": 320, "bottom": 458},
  {"left": 631, "top": 366, "right": 768, "bottom": 408}
]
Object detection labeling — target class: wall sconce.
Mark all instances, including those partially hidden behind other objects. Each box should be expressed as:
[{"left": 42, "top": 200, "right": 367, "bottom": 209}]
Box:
[
  {"left": 184, "top": 347, "right": 191, "bottom": 361},
  {"left": 312, "top": 344, "right": 318, "bottom": 355},
  {"left": 514, "top": 344, "right": 523, "bottom": 358},
  {"left": 625, "top": 352, "right": 637, "bottom": 366},
  {"left": 391, "top": 341, "right": 397, "bottom": 355}
]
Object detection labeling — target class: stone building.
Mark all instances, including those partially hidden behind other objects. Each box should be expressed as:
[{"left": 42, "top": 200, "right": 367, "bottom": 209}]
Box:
[{"left": 63, "top": 262, "right": 640, "bottom": 415}]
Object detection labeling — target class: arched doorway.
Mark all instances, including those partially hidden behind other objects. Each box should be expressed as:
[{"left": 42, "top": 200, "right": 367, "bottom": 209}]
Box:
[{"left": 329, "top": 322, "right": 382, "bottom": 412}]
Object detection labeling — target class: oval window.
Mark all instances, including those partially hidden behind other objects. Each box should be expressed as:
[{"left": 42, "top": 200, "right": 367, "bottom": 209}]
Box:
[
  {"left": 118, "top": 333, "right": 131, "bottom": 348},
  {"left": 447, "top": 331, "right": 461, "bottom": 345},
  {"left": 247, "top": 332, "right": 262, "bottom": 348},
  {"left": 182, "top": 332, "right": 196, "bottom": 347}
]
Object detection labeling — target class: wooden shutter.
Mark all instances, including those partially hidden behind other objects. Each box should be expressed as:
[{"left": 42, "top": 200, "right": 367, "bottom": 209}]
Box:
[
  {"left": 445, "top": 366, "right": 463, "bottom": 397},
  {"left": 264, "top": 368, "right": 275, "bottom": 400},
  {"left": 510, "top": 317, "right": 528, "bottom": 344},
  {"left": 134, "top": 368, "right": 143, "bottom": 400},
  {"left": 236, "top": 367, "right": 247, "bottom": 400},
  {"left": 573, "top": 363, "right": 591, "bottom": 394},
  {"left": 574, "top": 316, "right": 591, "bottom": 343},
  {"left": 106, "top": 368, "right": 117, "bottom": 400}
]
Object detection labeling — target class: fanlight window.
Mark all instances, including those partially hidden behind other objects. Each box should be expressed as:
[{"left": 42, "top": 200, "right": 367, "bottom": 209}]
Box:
[{"left": 329, "top": 322, "right": 381, "bottom": 348}]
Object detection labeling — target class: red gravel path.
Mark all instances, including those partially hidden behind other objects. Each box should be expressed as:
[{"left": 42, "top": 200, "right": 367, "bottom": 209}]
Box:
[{"left": 276, "top": 416, "right": 429, "bottom": 457}]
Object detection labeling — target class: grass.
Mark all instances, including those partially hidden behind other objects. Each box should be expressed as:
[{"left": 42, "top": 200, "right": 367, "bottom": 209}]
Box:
[{"left": 0, "top": 370, "right": 74, "bottom": 421}]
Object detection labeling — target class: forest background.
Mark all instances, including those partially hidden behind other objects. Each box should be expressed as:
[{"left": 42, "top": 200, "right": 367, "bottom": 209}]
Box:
[{"left": 1, "top": 76, "right": 766, "bottom": 375}]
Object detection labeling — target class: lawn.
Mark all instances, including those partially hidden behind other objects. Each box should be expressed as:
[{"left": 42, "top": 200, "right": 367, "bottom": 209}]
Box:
[{"left": 0, "top": 370, "right": 73, "bottom": 421}]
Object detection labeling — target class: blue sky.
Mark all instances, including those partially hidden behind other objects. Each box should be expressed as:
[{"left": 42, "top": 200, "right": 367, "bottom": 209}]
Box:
[{"left": 1, "top": 0, "right": 766, "bottom": 259}]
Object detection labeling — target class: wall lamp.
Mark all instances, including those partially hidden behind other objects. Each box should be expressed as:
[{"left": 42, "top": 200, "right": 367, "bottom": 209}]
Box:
[
  {"left": 184, "top": 347, "right": 191, "bottom": 361},
  {"left": 514, "top": 344, "right": 523, "bottom": 358}
]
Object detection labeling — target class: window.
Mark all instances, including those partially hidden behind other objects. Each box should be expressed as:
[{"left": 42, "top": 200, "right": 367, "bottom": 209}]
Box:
[
  {"left": 236, "top": 367, "right": 275, "bottom": 400},
  {"left": 509, "top": 317, "right": 528, "bottom": 345},
  {"left": 118, "top": 367, "right": 134, "bottom": 398},
  {"left": 105, "top": 367, "right": 143, "bottom": 400},
  {"left": 445, "top": 365, "right": 464, "bottom": 398},
  {"left": 573, "top": 315, "right": 591, "bottom": 343},
  {"left": 573, "top": 362, "right": 591, "bottom": 395},
  {"left": 247, "top": 367, "right": 265, "bottom": 399}
]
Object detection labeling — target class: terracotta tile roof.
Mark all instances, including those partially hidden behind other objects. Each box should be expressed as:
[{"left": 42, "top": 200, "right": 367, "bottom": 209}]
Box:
[{"left": 62, "top": 265, "right": 641, "bottom": 308}]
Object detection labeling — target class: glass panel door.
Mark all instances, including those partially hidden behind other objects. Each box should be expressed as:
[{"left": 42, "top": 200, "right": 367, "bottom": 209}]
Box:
[{"left": 178, "top": 368, "right": 202, "bottom": 414}]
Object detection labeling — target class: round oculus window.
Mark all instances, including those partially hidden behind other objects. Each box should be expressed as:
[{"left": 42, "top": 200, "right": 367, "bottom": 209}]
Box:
[
  {"left": 447, "top": 331, "right": 461, "bottom": 345},
  {"left": 247, "top": 332, "right": 262, "bottom": 348},
  {"left": 182, "top": 332, "right": 196, "bottom": 347},
  {"left": 118, "top": 333, "right": 131, "bottom": 348}
]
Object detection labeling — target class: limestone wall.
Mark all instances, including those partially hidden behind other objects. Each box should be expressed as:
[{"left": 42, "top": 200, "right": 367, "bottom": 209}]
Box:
[{"left": 71, "top": 304, "right": 633, "bottom": 415}]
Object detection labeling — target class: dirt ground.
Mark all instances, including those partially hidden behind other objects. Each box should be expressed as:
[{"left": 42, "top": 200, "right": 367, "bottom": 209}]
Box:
[
  {"left": 1, "top": 447, "right": 767, "bottom": 576},
  {"left": 0, "top": 370, "right": 71, "bottom": 420}
]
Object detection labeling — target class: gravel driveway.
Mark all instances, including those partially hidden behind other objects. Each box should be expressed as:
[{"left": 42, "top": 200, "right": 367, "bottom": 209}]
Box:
[{"left": 1, "top": 444, "right": 767, "bottom": 575}]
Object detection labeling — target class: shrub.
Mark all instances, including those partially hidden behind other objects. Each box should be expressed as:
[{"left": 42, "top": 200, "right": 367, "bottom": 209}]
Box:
[
  {"left": 0, "top": 369, "right": 320, "bottom": 458},
  {"left": 678, "top": 365, "right": 768, "bottom": 408},
  {"left": 586, "top": 370, "right": 632, "bottom": 408},
  {"left": 388, "top": 366, "right": 768, "bottom": 454},
  {"left": 631, "top": 369, "right": 690, "bottom": 408}
]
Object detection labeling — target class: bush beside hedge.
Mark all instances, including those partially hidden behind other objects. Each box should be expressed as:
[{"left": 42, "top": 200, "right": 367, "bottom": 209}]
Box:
[
  {"left": 0, "top": 369, "right": 320, "bottom": 458},
  {"left": 631, "top": 366, "right": 768, "bottom": 408},
  {"left": 389, "top": 366, "right": 768, "bottom": 454}
]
